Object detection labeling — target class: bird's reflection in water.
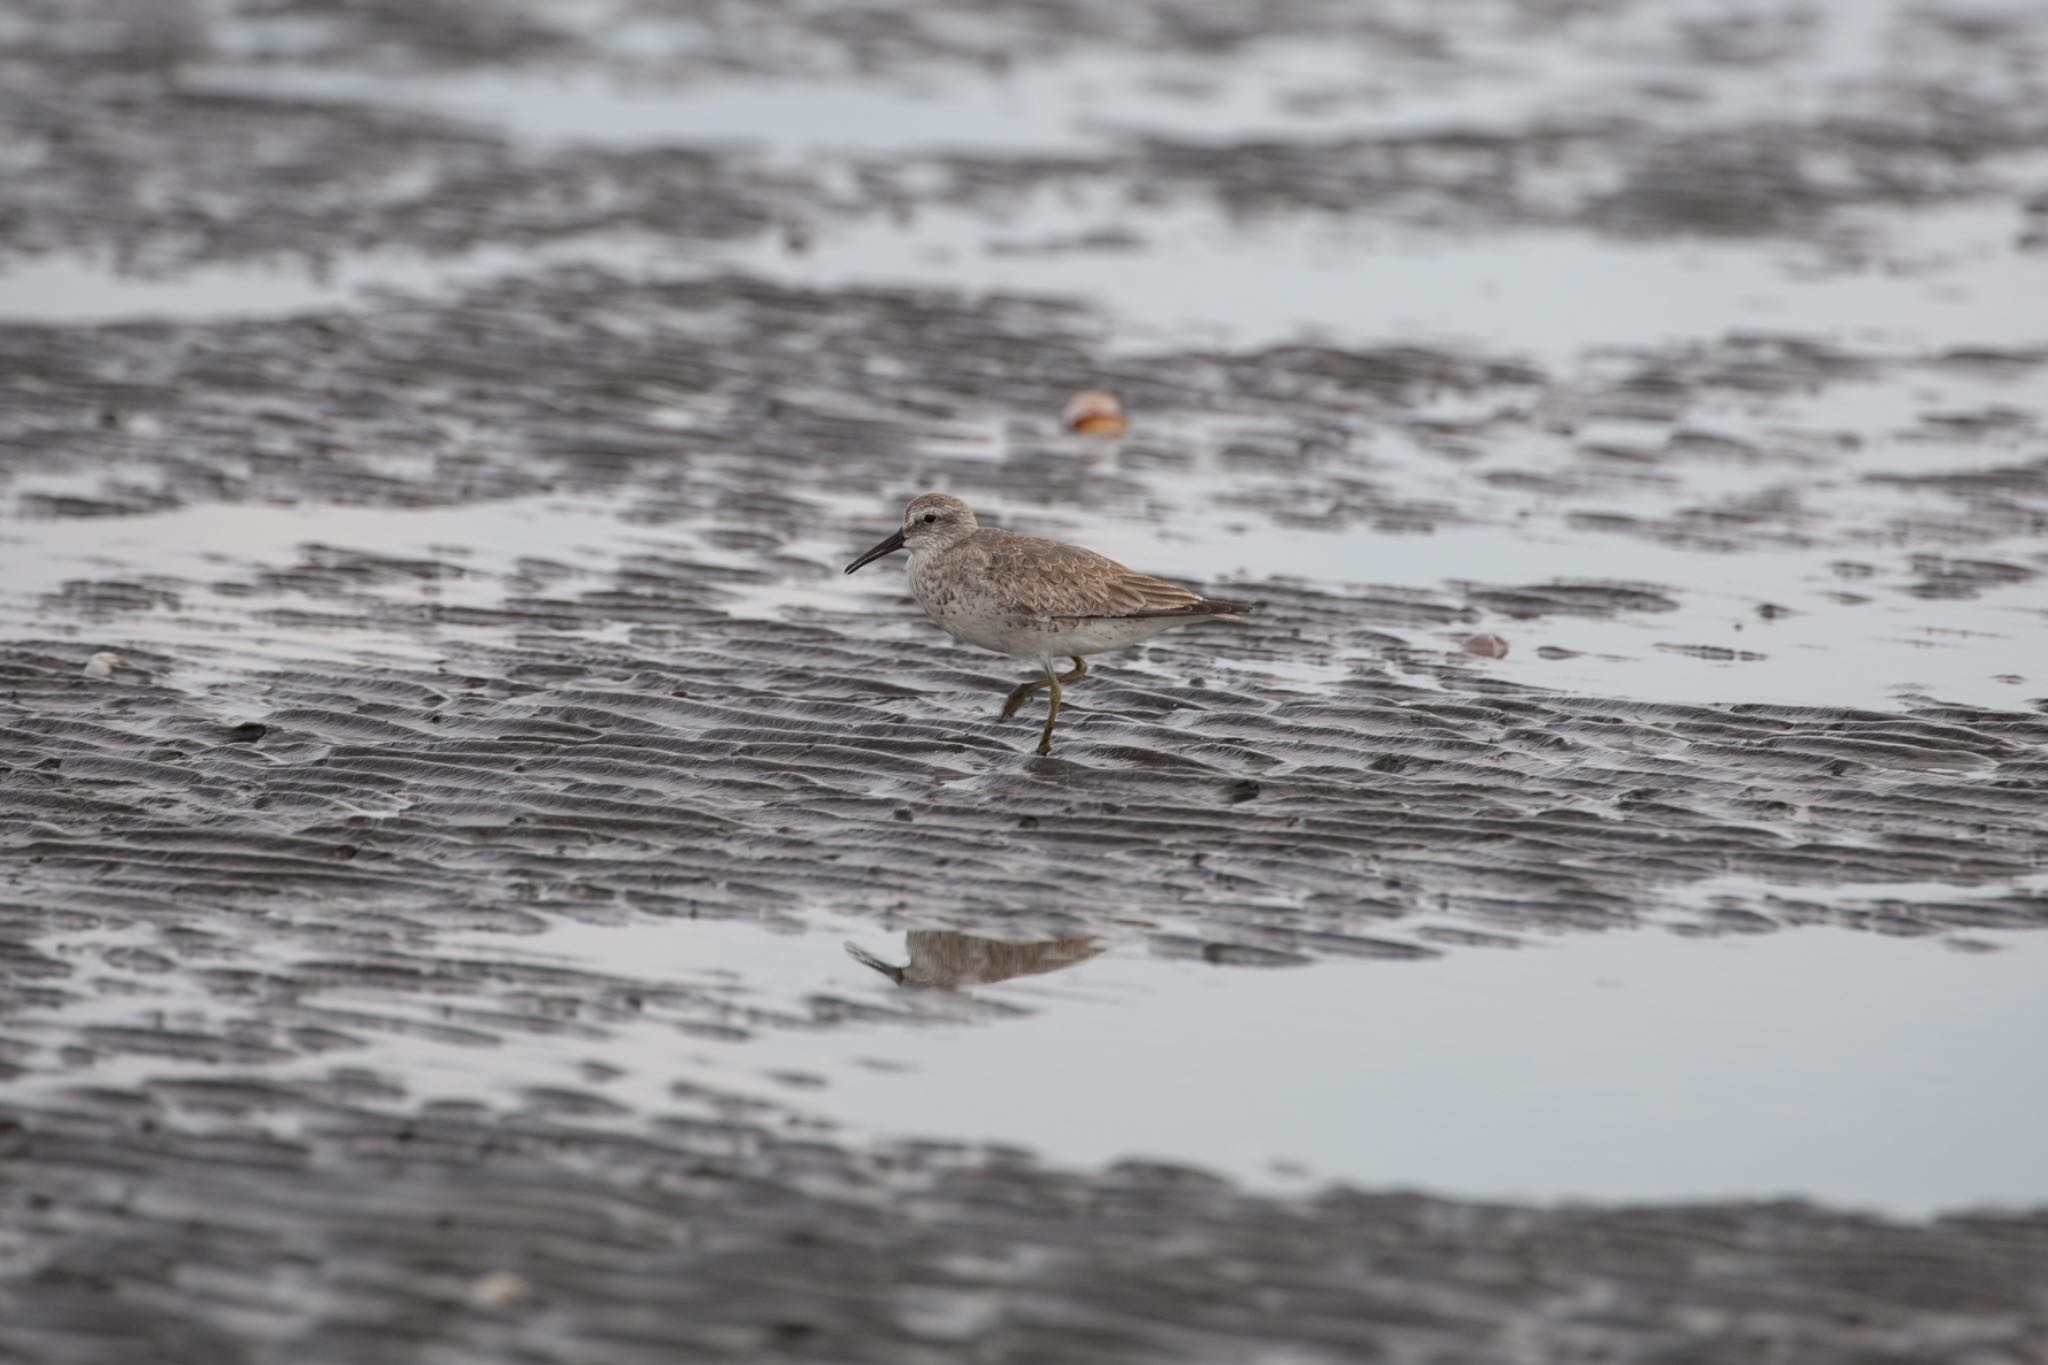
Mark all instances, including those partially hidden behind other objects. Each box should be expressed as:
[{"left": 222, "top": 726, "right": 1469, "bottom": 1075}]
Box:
[{"left": 846, "top": 930, "right": 1105, "bottom": 991}]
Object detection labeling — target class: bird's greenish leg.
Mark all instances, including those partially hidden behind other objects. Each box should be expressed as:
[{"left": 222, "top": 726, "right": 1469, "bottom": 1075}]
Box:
[
  {"left": 1036, "top": 661, "right": 1063, "bottom": 756},
  {"left": 1000, "top": 656, "right": 1087, "bottom": 720},
  {"left": 999, "top": 676, "right": 1045, "bottom": 720}
]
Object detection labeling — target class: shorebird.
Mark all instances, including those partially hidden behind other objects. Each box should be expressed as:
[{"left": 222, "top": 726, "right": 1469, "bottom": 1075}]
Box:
[{"left": 844, "top": 493, "right": 1255, "bottom": 755}]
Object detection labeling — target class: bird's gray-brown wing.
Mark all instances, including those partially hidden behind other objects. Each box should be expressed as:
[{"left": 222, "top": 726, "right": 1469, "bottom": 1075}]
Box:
[{"left": 978, "top": 531, "right": 1251, "bottom": 621}]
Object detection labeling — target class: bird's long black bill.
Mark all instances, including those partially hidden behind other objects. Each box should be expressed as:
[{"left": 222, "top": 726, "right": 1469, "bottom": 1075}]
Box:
[{"left": 844, "top": 528, "right": 905, "bottom": 574}]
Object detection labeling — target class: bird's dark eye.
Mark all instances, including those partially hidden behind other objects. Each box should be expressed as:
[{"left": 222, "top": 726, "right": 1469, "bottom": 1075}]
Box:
[{"left": 922, "top": 512, "right": 937, "bottom": 524}]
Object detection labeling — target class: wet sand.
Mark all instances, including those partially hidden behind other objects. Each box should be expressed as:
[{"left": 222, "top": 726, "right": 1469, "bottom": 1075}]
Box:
[{"left": 4, "top": 0, "right": 2048, "bottom": 1360}]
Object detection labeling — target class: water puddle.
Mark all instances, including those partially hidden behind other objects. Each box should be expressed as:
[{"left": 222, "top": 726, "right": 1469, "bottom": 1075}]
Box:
[
  {"left": 700, "top": 917, "right": 2048, "bottom": 1215},
  {"left": 177, "top": 36, "right": 1608, "bottom": 157},
  {"left": 0, "top": 234, "right": 684, "bottom": 324},
  {"left": 185, "top": 0, "right": 1965, "bottom": 159},
  {"left": 30, "top": 906, "right": 2048, "bottom": 1216},
  {"left": 0, "top": 495, "right": 631, "bottom": 699},
  {"left": 1676, "top": 871, "right": 2048, "bottom": 913},
  {"left": 25, "top": 190, "right": 2026, "bottom": 370},
  {"left": 730, "top": 195, "right": 2048, "bottom": 364},
  {"left": 0, "top": 255, "right": 365, "bottom": 324},
  {"left": 0, "top": 493, "right": 621, "bottom": 600}
]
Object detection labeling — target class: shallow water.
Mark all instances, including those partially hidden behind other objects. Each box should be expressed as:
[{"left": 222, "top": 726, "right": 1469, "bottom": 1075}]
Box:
[
  {"left": 243, "top": 912, "right": 2048, "bottom": 1214},
  {"left": 537, "top": 914, "right": 2048, "bottom": 1212},
  {"left": 723, "top": 197, "right": 2048, "bottom": 363},
  {"left": 0, "top": 235, "right": 687, "bottom": 324},
  {"left": 25, "top": 889, "right": 2048, "bottom": 1216}
]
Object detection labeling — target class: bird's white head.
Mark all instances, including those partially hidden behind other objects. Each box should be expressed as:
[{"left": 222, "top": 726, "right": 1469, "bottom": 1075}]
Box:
[
  {"left": 844, "top": 493, "right": 979, "bottom": 574},
  {"left": 898, "top": 493, "right": 977, "bottom": 551}
]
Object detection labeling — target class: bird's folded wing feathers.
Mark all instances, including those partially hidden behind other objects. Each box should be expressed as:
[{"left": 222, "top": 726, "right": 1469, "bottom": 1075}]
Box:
[{"left": 987, "top": 535, "right": 1213, "bottom": 619}]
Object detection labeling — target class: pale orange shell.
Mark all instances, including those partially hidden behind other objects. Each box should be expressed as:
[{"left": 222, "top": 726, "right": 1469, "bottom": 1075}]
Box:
[{"left": 1060, "top": 388, "right": 1128, "bottom": 436}]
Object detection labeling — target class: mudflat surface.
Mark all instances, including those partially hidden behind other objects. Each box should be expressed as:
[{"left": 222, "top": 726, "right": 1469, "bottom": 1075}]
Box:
[{"left": 3, "top": 1, "right": 2048, "bottom": 1361}]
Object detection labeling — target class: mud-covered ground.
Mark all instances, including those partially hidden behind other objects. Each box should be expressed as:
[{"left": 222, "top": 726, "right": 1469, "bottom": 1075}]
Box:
[{"left": 4, "top": 1, "right": 2048, "bottom": 1361}]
